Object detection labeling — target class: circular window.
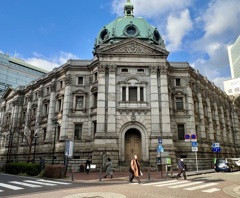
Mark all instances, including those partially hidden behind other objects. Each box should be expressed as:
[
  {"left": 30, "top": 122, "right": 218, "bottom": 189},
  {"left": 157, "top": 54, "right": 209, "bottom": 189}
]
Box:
[
  {"left": 125, "top": 24, "right": 138, "bottom": 37},
  {"left": 100, "top": 29, "right": 109, "bottom": 41},
  {"left": 153, "top": 30, "right": 161, "bottom": 42}
]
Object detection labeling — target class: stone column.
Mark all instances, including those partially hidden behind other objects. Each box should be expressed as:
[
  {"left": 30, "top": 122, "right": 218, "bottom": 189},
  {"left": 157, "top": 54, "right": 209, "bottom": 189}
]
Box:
[
  {"left": 226, "top": 110, "right": 233, "bottom": 144},
  {"left": 232, "top": 109, "right": 240, "bottom": 148},
  {"left": 197, "top": 91, "right": 206, "bottom": 139},
  {"left": 46, "top": 79, "right": 56, "bottom": 142},
  {"left": 24, "top": 93, "right": 32, "bottom": 135},
  {"left": 60, "top": 74, "right": 72, "bottom": 140},
  {"left": 35, "top": 86, "right": 43, "bottom": 136},
  {"left": 96, "top": 65, "right": 106, "bottom": 137},
  {"left": 107, "top": 65, "right": 116, "bottom": 134},
  {"left": 206, "top": 98, "right": 214, "bottom": 140},
  {"left": 150, "top": 65, "right": 160, "bottom": 136},
  {"left": 213, "top": 102, "right": 221, "bottom": 142},
  {"left": 186, "top": 78, "right": 195, "bottom": 135},
  {"left": 219, "top": 106, "right": 227, "bottom": 143}
]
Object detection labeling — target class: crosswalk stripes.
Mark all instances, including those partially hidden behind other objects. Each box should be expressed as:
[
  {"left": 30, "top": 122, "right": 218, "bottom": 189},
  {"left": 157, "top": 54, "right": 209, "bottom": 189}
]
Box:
[
  {"left": 141, "top": 179, "right": 221, "bottom": 194},
  {"left": 0, "top": 179, "right": 71, "bottom": 193},
  {"left": 9, "top": 181, "right": 42, "bottom": 188}
]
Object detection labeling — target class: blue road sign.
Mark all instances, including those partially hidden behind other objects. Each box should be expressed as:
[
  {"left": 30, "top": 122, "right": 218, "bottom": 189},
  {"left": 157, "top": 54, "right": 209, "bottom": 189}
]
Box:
[
  {"left": 157, "top": 145, "right": 164, "bottom": 152},
  {"left": 212, "top": 147, "right": 221, "bottom": 152},
  {"left": 158, "top": 138, "right": 162, "bottom": 144},
  {"left": 191, "top": 134, "right": 197, "bottom": 140},
  {"left": 192, "top": 142, "right": 198, "bottom": 147}
]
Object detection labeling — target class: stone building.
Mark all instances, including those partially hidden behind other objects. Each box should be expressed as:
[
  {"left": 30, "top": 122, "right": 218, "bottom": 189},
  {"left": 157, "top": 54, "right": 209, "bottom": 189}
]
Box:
[{"left": 0, "top": 1, "right": 239, "bottom": 170}]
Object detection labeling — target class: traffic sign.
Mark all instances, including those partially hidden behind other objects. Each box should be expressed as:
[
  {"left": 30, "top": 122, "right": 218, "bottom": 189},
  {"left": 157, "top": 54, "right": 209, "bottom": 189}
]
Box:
[
  {"left": 191, "top": 134, "right": 197, "bottom": 142},
  {"left": 212, "top": 143, "right": 220, "bottom": 148},
  {"left": 158, "top": 137, "right": 162, "bottom": 144},
  {"left": 157, "top": 145, "right": 164, "bottom": 152},
  {"left": 192, "top": 147, "right": 198, "bottom": 152},
  {"left": 192, "top": 142, "right": 198, "bottom": 147},
  {"left": 212, "top": 147, "right": 221, "bottom": 152},
  {"left": 184, "top": 134, "right": 190, "bottom": 142}
]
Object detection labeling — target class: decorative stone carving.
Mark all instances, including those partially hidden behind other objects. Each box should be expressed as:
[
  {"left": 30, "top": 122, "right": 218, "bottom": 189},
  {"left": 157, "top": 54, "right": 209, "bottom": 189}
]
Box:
[
  {"left": 50, "top": 81, "right": 56, "bottom": 92},
  {"left": 98, "top": 65, "right": 106, "bottom": 73},
  {"left": 37, "top": 88, "right": 44, "bottom": 98},
  {"left": 108, "top": 64, "right": 116, "bottom": 73},
  {"left": 112, "top": 42, "right": 152, "bottom": 54},
  {"left": 64, "top": 74, "right": 72, "bottom": 85},
  {"left": 131, "top": 113, "right": 136, "bottom": 123},
  {"left": 160, "top": 66, "right": 167, "bottom": 75},
  {"left": 149, "top": 66, "right": 158, "bottom": 74}
]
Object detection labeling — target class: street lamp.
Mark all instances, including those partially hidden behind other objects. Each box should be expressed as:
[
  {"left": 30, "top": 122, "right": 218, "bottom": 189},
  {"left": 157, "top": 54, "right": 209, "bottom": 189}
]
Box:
[
  {"left": 33, "top": 134, "right": 38, "bottom": 163},
  {"left": 52, "top": 118, "right": 59, "bottom": 165}
]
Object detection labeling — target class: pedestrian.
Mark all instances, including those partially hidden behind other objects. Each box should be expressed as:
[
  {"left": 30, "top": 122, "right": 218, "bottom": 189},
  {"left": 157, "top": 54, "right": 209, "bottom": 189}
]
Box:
[
  {"left": 129, "top": 154, "right": 142, "bottom": 184},
  {"left": 176, "top": 158, "right": 187, "bottom": 180},
  {"left": 85, "top": 158, "right": 92, "bottom": 174},
  {"left": 104, "top": 157, "right": 113, "bottom": 178},
  {"left": 39, "top": 157, "right": 45, "bottom": 171}
]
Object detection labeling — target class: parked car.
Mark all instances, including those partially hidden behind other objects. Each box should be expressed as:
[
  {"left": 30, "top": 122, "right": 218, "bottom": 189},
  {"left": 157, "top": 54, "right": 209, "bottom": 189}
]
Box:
[
  {"left": 214, "top": 159, "right": 239, "bottom": 172},
  {"left": 232, "top": 158, "right": 240, "bottom": 171}
]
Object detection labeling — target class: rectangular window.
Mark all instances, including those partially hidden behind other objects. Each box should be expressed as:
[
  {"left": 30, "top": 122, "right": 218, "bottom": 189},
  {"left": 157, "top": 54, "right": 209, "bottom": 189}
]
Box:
[
  {"left": 177, "top": 124, "right": 185, "bottom": 140},
  {"left": 60, "top": 81, "right": 63, "bottom": 89},
  {"left": 44, "top": 104, "right": 48, "bottom": 116},
  {"left": 121, "top": 68, "right": 128, "bottom": 73},
  {"left": 93, "top": 93, "right": 97, "bottom": 108},
  {"left": 137, "top": 69, "right": 144, "bottom": 73},
  {"left": 43, "top": 128, "right": 47, "bottom": 141},
  {"left": 78, "top": 77, "right": 83, "bottom": 85},
  {"left": 76, "top": 96, "right": 84, "bottom": 109},
  {"left": 94, "top": 72, "right": 98, "bottom": 82},
  {"left": 46, "top": 87, "right": 50, "bottom": 95},
  {"left": 93, "top": 121, "right": 97, "bottom": 135},
  {"left": 140, "top": 87, "right": 144, "bottom": 101},
  {"left": 122, "top": 87, "right": 126, "bottom": 101},
  {"left": 176, "top": 78, "right": 180, "bottom": 86},
  {"left": 176, "top": 97, "right": 183, "bottom": 110},
  {"left": 129, "top": 87, "right": 137, "bottom": 101},
  {"left": 74, "top": 124, "right": 82, "bottom": 140},
  {"left": 57, "top": 99, "right": 62, "bottom": 111},
  {"left": 57, "top": 125, "right": 61, "bottom": 140}
]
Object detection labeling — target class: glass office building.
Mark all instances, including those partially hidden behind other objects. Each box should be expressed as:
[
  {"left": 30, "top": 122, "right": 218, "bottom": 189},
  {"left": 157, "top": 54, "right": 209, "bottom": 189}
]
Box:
[{"left": 0, "top": 52, "right": 47, "bottom": 96}]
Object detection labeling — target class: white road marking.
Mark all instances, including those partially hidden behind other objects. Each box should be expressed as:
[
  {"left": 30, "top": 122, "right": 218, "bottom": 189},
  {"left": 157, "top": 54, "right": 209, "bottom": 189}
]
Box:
[
  {"left": 202, "top": 188, "right": 221, "bottom": 193},
  {"left": 0, "top": 183, "right": 23, "bottom": 190},
  {"left": 155, "top": 181, "right": 189, "bottom": 187},
  {"left": 23, "top": 180, "right": 56, "bottom": 186},
  {"left": 185, "top": 183, "right": 218, "bottom": 190},
  {"left": 9, "top": 181, "right": 42, "bottom": 188},
  {"left": 37, "top": 179, "right": 70, "bottom": 185},
  {"left": 143, "top": 180, "right": 178, "bottom": 186},
  {"left": 169, "top": 181, "right": 204, "bottom": 188}
]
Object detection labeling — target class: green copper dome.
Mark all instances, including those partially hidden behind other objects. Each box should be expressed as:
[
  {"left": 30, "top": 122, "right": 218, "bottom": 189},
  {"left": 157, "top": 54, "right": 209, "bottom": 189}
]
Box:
[{"left": 93, "top": 0, "right": 165, "bottom": 54}]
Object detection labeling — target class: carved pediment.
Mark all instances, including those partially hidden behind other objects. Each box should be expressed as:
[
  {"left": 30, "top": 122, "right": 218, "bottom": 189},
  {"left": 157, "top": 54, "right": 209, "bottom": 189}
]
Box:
[
  {"left": 97, "top": 38, "right": 169, "bottom": 57},
  {"left": 72, "top": 89, "right": 88, "bottom": 95}
]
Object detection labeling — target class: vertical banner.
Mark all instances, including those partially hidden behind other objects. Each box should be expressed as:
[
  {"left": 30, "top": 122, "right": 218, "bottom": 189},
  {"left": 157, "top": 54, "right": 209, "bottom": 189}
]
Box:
[{"left": 65, "top": 140, "right": 74, "bottom": 158}]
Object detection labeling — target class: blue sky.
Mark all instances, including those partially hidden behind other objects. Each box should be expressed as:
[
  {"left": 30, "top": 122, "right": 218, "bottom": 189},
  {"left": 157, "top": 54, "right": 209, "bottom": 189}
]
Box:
[{"left": 0, "top": 0, "right": 240, "bottom": 90}]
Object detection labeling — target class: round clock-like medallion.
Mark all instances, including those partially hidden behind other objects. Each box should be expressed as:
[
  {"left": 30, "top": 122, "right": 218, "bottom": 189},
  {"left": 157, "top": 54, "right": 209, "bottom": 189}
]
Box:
[
  {"left": 100, "top": 29, "right": 109, "bottom": 41},
  {"left": 124, "top": 24, "right": 138, "bottom": 37}
]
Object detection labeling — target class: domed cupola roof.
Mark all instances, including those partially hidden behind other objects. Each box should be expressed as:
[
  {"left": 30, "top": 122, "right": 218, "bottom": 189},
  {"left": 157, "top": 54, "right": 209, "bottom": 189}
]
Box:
[{"left": 93, "top": 0, "right": 165, "bottom": 54}]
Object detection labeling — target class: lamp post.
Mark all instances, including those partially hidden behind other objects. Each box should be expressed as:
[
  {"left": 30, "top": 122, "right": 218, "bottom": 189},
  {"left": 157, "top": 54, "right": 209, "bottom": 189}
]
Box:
[
  {"left": 52, "top": 118, "right": 59, "bottom": 165},
  {"left": 33, "top": 134, "right": 38, "bottom": 163}
]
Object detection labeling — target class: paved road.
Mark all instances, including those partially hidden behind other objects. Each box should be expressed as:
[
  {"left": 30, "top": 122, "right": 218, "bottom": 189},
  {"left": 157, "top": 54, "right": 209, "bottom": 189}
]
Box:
[{"left": 0, "top": 171, "right": 239, "bottom": 198}]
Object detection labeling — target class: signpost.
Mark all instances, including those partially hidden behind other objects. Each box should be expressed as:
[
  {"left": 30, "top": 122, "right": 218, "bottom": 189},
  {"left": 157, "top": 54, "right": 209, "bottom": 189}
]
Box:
[
  {"left": 157, "top": 137, "right": 163, "bottom": 178},
  {"left": 212, "top": 142, "right": 220, "bottom": 159},
  {"left": 191, "top": 136, "right": 198, "bottom": 172}
]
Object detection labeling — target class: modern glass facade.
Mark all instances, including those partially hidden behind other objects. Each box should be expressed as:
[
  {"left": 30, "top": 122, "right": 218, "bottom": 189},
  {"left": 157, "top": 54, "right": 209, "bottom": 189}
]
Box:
[
  {"left": 0, "top": 52, "right": 47, "bottom": 96},
  {"left": 228, "top": 35, "right": 240, "bottom": 79}
]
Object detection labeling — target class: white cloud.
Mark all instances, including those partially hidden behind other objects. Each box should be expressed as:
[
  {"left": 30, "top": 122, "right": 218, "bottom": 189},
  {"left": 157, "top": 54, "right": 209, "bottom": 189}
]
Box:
[
  {"left": 166, "top": 9, "right": 193, "bottom": 51},
  {"left": 203, "top": 0, "right": 240, "bottom": 39},
  {"left": 25, "top": 51, "right": 79, "bottom": 72}
]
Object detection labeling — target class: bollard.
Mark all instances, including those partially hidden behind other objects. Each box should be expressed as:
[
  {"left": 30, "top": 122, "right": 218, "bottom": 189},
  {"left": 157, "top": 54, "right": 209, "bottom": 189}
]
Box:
[
  {"left": 165, "top": 165, "right": 168, "bottom": 178},
  {"left": 71, "top": 167, "right": 74, "bottom": 181},
  {"left": 148, "top": 166, "right": 150, "bottom": 180},
  {"left": 99, "top": 167, "right": 102, "bottom": 182}
]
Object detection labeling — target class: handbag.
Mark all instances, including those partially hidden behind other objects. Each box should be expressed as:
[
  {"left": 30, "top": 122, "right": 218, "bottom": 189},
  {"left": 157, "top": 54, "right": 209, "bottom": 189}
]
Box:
[
  {"left": 129, "top": 166, "right": 134, "bottom": 173},
  {"left": 140, "top": 171, "right": 143, "bottom": 176}
]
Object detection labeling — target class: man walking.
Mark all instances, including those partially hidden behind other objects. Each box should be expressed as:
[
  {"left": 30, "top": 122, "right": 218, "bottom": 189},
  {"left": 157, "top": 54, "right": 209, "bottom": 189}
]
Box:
[
  {"left": 176, "top": 158, "right": 187, "bottom": 180},
  {"left": 129, "top": 154, "right": 141, "bottom": 184}
]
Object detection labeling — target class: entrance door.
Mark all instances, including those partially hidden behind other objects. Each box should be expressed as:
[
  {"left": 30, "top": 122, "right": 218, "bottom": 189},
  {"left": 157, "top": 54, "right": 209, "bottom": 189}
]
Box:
[{"left": 125, "top": 129, "right": 142, "bottom": 162}]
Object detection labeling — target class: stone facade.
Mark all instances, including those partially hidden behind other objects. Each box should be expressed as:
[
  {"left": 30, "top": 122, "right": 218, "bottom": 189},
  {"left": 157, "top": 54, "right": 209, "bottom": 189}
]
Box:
[{"left": 0, "top": 1, "right": 240, "bottom": 170}]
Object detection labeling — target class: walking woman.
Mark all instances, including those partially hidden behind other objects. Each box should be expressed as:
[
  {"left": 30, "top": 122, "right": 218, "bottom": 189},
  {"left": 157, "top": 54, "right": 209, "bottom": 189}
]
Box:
[
  {"left": 104, "top": 158, "right": 113, "bottom": 178},
  {"left": 129, "top": 154, "right": 141, "bottom": 184}
]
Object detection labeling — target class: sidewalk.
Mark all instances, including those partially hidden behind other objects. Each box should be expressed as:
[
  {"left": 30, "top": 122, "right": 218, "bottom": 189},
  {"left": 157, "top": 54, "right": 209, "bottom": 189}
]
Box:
[{"left": 65, "top": 169, "right": 215, "bottom": 182}]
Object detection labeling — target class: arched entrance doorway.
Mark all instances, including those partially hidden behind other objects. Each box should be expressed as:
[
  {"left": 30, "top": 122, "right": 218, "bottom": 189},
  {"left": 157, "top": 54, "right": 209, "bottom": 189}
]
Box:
[{"left": 125, "top": 128, "right": 142, "bottom": 162}]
